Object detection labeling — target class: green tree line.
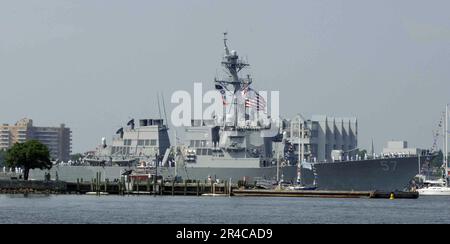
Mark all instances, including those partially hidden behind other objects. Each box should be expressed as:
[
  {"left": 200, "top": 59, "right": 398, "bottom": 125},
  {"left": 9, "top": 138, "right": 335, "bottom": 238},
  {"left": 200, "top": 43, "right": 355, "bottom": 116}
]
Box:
[{"left": 0, "top": 149, "right": 6, "bottom": 167}]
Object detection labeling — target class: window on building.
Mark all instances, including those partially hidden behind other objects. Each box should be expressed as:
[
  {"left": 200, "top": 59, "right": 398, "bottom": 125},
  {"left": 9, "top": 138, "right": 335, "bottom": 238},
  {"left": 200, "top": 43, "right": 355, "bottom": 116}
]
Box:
[
  {"left": 150, "top": 139, "right": 157, "bottom": 146},
  {"left": 137, "top": 140, "right": 145, "bottom": 146},
  {"left": 144, "top": 140, "right": 150, "bottom": 146}
]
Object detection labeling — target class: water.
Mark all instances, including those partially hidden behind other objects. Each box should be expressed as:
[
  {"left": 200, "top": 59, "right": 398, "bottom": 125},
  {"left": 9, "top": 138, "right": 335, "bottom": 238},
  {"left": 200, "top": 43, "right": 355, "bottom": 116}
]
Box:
[{"left": 0, "top": 195, "right": 449, "bottom": 224}]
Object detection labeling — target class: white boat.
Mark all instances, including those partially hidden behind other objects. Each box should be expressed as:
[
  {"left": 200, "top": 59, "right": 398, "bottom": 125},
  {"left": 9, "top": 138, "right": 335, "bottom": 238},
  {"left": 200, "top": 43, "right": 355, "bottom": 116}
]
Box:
[
  {"left": 286, "top": 185, "right": 317, "bottom": 191},
  {"left": 418, "top": 186, "right": 450, "bottom": 196},
  {"left": 417, "top": 178, "right": 450, "bottom": 196},
  {"left": 201, "top": 193, "right": 229, "bottom": 197},
  {"left": 86, "top": 192, "right": 110, "bottom": 195},
  {"left": 419, "top": 105, "right": 450, "bottom": 196}
]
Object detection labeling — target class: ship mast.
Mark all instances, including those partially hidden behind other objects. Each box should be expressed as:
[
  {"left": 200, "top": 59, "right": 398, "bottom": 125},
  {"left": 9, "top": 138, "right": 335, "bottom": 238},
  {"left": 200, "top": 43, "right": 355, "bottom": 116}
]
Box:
[{"left": 215, "top": 32, "right": 250, "bottom": 129}]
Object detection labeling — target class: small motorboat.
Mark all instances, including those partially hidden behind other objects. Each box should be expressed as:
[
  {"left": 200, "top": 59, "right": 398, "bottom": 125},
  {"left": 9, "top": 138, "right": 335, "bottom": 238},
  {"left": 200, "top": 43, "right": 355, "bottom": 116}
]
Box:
[
  {"left": 286, "top": 185, "right": 317, "bottom": 191},
  {"left": 201, "top": 193, "right": 229, "bottom": 197}
]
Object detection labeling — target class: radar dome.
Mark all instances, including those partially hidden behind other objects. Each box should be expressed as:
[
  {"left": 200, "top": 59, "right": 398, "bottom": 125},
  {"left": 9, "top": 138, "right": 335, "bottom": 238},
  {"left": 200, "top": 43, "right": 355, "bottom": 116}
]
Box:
[{"left": 101, "top": 137, "right": 107, "bottom": 148}]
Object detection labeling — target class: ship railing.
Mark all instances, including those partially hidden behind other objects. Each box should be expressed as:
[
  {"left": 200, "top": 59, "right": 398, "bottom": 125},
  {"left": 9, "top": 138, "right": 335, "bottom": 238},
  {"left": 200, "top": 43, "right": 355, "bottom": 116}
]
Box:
[
  {"left": 224, "top": 146, "right": 246, "bottom": 152},
  {"left": 235, "top": 125, "right": 271, "bottom": 131},
  {"left": 221, "top": 125, "right": 271, "bottom": 131}
]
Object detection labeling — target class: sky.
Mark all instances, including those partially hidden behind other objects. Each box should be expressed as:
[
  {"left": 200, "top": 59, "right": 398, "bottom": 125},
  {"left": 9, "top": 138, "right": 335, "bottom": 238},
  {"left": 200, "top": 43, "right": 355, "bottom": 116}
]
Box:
[{"left": 0, "top": 0, "right": 449, "bottom": 153}]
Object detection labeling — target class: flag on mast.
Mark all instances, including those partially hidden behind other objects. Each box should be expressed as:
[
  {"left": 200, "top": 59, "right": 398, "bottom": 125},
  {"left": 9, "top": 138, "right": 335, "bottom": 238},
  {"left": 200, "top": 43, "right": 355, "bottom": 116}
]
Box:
[
  {"left": 215, "top": 84, "right": 228, "bottom": 106},
  {"left": 242, "top": 87, "right": 266, "bottom": 111}
]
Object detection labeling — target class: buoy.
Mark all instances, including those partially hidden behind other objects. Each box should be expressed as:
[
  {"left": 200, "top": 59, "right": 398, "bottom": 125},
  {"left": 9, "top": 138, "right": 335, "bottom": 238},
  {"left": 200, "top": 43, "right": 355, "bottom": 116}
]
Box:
[{"left": 389, "top": 193, "right": 395, "bottom": 200}]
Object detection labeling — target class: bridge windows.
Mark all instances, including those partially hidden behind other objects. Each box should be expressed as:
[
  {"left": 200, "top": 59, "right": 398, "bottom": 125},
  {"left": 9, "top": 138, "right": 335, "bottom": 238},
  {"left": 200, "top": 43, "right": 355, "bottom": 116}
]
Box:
[{"left": 190, "top": 140, "right": 208, "bottom": 148}]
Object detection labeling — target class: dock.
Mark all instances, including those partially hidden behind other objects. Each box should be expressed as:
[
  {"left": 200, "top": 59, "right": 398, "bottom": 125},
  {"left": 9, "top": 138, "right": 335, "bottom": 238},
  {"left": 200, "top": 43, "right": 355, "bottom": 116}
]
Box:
[
  {"left": 232, "top": 189, "right": 419, "bottom": 199},
  {"left": 0, "top": 179, "right": 418, "bottom": 199},
  {"left": 64, "top": 179, "right": 234, "bottom": 196}
]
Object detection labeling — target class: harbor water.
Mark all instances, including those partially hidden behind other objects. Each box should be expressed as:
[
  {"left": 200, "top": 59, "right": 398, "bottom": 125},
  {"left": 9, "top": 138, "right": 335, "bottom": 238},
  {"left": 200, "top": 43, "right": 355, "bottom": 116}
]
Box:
[{"left": 0, "top": 195, "right": 449, "bottom": 224}]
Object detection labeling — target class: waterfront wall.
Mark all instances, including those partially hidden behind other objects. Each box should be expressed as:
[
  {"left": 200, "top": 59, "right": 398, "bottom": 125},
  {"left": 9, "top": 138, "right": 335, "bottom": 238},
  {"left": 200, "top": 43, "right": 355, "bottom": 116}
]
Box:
[{"left": 0, "top": 180, "right": 67, "bottom": 193}]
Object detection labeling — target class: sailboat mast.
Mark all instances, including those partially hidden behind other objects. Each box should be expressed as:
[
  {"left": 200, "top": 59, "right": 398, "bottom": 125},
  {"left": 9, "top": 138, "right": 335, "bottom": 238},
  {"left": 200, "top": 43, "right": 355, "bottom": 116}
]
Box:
[
  {"left": 446, "top": 104, "right": 448, "bottom": 186},
  {"left": 297, "top": 117, "right": 304, "bottom": 185},
  {"left": 174, "top": 130, "right": 178, "bottom": 177},
  {"left": 276, "top": 143, "right": 280, "bottom": 183}
]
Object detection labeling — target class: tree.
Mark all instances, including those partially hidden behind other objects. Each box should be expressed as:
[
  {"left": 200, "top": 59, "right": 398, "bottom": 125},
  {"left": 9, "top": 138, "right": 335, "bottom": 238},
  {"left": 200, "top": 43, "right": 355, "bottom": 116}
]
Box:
[
  {"left": 430, "top": 151, "right": 443, "bottom": 168},
  {"left": 5, "top": 140, "right": 52, "bottom": 180},
  {"left": 70, "top": 153, "right": 84, "bottom": 161},
  {"left": 0, "top": 149, "right": 5, "bottom": 167},
  {"left": 357, "top": 149, "right": 367, "bottom": 159}
]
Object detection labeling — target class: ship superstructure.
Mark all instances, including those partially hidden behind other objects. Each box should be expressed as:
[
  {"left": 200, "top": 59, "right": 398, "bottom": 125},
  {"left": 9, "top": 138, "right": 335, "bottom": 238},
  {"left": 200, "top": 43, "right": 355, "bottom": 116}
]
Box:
[
  {"left": 179, "top": 33, "right": 280, "bottom": 170},
  {"left": 83, "top": 119, "right": 171, "bottom": 167}
]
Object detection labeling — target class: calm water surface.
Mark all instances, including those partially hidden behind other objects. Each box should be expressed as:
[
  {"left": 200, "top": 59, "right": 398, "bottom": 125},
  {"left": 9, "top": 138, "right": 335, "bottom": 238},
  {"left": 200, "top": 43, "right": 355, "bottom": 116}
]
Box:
[{"left": 0, "top": 195, "right": 449, "bottom": 224}]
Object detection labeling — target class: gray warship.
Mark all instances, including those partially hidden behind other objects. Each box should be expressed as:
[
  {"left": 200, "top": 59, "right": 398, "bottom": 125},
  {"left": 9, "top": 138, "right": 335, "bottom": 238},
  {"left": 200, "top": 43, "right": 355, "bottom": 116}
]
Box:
[{"left": 30, "top": 34, "right": 430, "bottom": 191}]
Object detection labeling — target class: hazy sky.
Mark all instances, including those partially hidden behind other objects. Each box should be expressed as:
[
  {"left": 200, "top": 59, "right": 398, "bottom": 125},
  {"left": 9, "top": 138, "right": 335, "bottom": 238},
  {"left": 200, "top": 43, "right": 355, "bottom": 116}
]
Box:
[{"left": 1, "top": 0, "right": 449, "bottom": 153}]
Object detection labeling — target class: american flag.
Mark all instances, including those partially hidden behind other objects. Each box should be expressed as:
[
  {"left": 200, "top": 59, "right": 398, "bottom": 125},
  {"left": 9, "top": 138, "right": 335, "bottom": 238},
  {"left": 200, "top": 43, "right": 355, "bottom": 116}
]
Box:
[
  {"left": 216, "top": 84, "right": 228, "bottom": 106},
  {"left": 242, "top": 87, "right": 266, "bottom": 111}
]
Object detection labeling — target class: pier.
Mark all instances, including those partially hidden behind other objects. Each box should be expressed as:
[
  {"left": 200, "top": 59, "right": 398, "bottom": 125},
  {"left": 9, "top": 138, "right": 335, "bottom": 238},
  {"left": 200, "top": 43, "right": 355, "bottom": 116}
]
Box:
[
  {"left": 0, "top": 179, "right": 419, "bottom": 199},
  {"left": 231, "top": 189, "right": 419, "bottom": 199},
  {"left": 65, "top": 179, "right": 234, "bottom": 196}
]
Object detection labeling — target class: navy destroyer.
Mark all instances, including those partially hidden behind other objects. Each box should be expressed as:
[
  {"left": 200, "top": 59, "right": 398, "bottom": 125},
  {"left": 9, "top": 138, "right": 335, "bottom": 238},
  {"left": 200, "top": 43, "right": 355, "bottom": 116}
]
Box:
[{"left": 30, "top": 34, "right": 431, "bottom": 191}]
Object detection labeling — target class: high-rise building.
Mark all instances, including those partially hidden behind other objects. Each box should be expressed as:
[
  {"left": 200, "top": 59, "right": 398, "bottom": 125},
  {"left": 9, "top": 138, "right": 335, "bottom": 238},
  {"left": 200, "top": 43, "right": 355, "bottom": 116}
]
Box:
[{"left": 0, "top": 118, "right": 72, "bottom": 161}]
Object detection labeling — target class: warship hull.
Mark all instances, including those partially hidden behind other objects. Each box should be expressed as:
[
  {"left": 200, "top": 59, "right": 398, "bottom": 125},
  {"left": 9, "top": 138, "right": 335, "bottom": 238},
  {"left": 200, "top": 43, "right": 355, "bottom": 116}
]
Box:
[
  {"left": 29, "top": 156, "right": 420, "bottom": 191},
  {"left": 29, "top": 165, "right": 300, "bottom": 184},
  {"left": 310, "top": 156, "right": 420, "bottom": 191}
]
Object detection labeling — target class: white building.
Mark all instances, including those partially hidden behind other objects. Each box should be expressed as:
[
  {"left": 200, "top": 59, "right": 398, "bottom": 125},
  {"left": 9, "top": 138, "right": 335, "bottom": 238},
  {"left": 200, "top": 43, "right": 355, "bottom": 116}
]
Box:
[
  {"left": 382, "top": 141, "right": 420, "bottom": 156},
  {"left": 284, "top": 115, "right": 358, "bottom": 162}
]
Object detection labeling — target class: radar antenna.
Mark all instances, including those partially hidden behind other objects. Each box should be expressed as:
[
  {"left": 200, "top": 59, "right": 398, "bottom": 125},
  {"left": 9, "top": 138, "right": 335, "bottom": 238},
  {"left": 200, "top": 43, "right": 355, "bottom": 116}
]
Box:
[
  {"left": 215, "top": 33, "right": 253, "bottom": 129},
  {"left": 223, "top": 32, "right": 230, "bottom": 56}
]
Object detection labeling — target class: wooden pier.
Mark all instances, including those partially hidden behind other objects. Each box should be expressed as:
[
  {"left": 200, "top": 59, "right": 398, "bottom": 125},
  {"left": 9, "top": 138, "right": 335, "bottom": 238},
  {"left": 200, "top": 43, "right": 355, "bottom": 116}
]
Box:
[{"left": 65, "top": 179, "right": 235, "bottom": 196}]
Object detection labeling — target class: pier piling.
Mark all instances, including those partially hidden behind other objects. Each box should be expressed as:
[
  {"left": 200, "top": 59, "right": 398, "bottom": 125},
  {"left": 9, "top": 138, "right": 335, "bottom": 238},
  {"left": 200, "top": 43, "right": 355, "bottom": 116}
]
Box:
[{"left": 171, "top": 181, "right": 175, "bottom": 196}]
